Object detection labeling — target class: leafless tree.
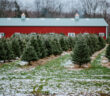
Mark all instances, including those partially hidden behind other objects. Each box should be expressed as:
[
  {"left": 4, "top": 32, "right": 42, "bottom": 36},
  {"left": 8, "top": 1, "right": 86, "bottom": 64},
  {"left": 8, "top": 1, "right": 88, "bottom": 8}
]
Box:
[{"left": 0, "top": 0, "right": 12, "bottom": 17}]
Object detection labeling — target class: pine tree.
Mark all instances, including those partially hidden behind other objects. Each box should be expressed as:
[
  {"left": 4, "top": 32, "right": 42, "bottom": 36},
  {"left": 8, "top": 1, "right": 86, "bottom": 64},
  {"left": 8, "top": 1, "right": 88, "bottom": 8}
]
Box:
[
  {"left": 40, "top": 39, "right": 48, "bottom": 58},
  {"left": 21, "top": 44, "right": 38, "bottom": 65},
  {"left": 106, "top": 44, "right": 110, "bottom": 61},
  {"left": 85, "top": 35, "right": 94, "bottom": 56},
  {"left": 11, "top": 38, "right": 21, "bottom": 58},
  {"left": 37, "top": 36, "right": 47, "bottom": 58},
  {"left": 5, "top": 39, "right": 15, "bottom": 61},
  {"left": 52, "top": 39, "right": 62, "bottom": 55},
  {"left": 68, "top": 37, "right": 75, "bottom": 49},
  {"left": 45, "top": 39, "right": 53, "bottom": 56},
  {"left": 60, "top": 37, "right": 68, "bottom": 51},
  {"left": 18, "top": 38, "right": 26, "bottom": 55},
  {"left": 0, "top": 38, "right": 7, "bottom": 63},
  {"left": 71, "top": 37, "right": 90, "bottom": 67},
  {"left": 98, "top": 36, "right": 106, "bottom": 50},
  {"left": 30, "top": 37, "right": 40, "bottom": 59}
]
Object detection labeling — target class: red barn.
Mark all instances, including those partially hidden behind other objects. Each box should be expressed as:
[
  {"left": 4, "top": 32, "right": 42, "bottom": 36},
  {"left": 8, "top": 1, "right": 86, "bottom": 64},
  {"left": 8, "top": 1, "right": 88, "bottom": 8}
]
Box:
[{"left": 0, "top": 15, "right": 108, "bottom": 39}]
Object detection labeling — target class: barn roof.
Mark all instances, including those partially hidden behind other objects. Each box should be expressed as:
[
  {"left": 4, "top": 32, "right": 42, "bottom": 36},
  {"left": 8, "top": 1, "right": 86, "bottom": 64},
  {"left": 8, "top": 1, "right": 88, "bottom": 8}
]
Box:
[{"left": 0, "top": 18, "right": 108, "bottom": 27}]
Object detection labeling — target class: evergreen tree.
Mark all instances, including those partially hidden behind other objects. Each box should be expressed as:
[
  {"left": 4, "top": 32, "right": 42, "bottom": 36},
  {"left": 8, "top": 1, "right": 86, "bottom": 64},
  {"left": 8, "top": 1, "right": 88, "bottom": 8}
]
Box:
[
  {"left": 18, "top": 38, "right": 26, "bottom": 55},
  {"left": 40, "top": 39, "right": 48, "bottom": 58},
  {"left": 0, "top": 38, "right": 7, "bottom": 63},
  {"left": 85, "top": 35, "right": 94, "bottom": 56},
  {"left": 12, "top": 38, "right": 21, "bottom": 58},
  {"left": 30, "top": 37, "right": 40, "bottom": 59},
  {"left": 85, "top": 34, "right": 99, "bottom": 55},
  {"left": 21, "top": 44, "right": 38, "bottom": 65},
  {"left": 90, "top": 34, "right": 100, "bottom": 52},
  {"left": 106, "top": 37, "right": 110, "bottom": 44},
  {"left": 45, "top": 39, "right": 53, "bottom": 56},
  {"left": 37, "top": 36, "right": 47, "bottom": 58},
  {"left": 60, "top": 37, "right": 68, "bottom": 51},
  {"left": 52, "top": 39, "right": 62, "bottom": 55},
  {"left": 68, "top": 37, "right": 75, "bottom": 49},
  {"left": 106, "top": 44, "right": 110, "bottom": 61},
  {"left": 6, "top": 39, "right": 15, "bottom": 61},
  {"left": 71, "top": 37, "right": 90, "bottom": 67},
  {"left": 98, "top": 36, "right": 106, "bottom": 50}
]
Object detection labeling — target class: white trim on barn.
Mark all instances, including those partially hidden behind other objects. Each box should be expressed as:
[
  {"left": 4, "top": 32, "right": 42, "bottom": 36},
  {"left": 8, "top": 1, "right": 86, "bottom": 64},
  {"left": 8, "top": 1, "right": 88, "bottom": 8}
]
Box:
[
  {"left": 106, "top": 26, "right": 108, "bottom": 39},
  {"left": 99, "top": 33, "right": 105, "bottom": 37},
  {"left": 0, "top": 32, "right": 5, "bottom": 38},
  {"left": 68, "top": 33, "right": 75, "bottom": 37}
]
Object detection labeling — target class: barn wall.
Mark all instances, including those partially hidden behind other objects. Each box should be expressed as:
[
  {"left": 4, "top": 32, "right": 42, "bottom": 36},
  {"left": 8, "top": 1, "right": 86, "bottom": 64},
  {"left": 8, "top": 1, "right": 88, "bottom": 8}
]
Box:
[{"left": 0, "top": 26, "right": 106, "bottom": 38}]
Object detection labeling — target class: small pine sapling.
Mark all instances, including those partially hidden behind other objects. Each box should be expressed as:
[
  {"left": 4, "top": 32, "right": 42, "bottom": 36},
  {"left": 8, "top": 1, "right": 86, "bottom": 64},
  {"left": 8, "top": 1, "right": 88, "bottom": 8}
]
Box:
[
  {"left": 60, "top": 37, "right": 68, "bottom": 51},
  {"left": 98, "top": 36, "right": 106, "bottom": 50},
  {"left": 0, "top": 38, "right": 7, "bottom": 63},
  {"left": 12, "top": 38, "right": 21, "bottom": 58},
  {"left": 21, "top": 44, "right": 38, "bottom": 65},
  {"left": 106, "top": 44, "right": 110, "bottom": 61},
  {"left": 71, "top": 37, "right": 90, "bottom": 67}
]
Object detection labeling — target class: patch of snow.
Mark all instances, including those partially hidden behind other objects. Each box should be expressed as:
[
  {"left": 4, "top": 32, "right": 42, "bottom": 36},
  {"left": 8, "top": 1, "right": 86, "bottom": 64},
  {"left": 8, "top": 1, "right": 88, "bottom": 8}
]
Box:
[
  {"left": 61, "top": 60, "right": 73, "bottom": 67},
  {"left": 61, "top": 51, "right": 71, "bottom": 56},
  {"left": 102, "top": 60, "right": 109, "bottom": 63},
  {"left": 0, "top": 60, "right": 4, "bottom": 63},
  {"left": 16, "top": 57, "right": 20, "bottom": 60},
  {"left": 18, "top": 61, "right": 28, "bottom": 66}
]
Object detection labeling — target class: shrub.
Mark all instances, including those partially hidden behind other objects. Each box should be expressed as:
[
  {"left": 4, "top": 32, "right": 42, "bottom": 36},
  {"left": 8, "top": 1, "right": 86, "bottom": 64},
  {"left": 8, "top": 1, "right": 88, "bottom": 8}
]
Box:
[
  {"left": 21, "top": 43, "right": 38, "bottom": 65},
  {"left": 52, "top": 39, "right": 62, "bottom": 55},
  {"left": 11, "top": 38, "right": 21, "bottom": 58},
  {"left": 106, "top": 36, "right": 110, "bottom": 44},
  {"left": 60, "top": 37, "right": 68, "bottom": 51},
  {"left": 98, "top": 36, "right": 106, "bottom": 50},
  {"left": 106, "top": 44, "right": 110, "bottom": 61},
  {"left": 71, "top": 37, "right": 90, "bottom": 67}
]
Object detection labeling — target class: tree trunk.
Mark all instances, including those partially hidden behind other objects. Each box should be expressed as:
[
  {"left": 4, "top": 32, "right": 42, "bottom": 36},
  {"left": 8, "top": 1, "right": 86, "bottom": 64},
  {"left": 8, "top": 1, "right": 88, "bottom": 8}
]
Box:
[
  {"left": 28, "top": 61, "right": 31, "bottom": 66},
  {"left": 4, "top": 60, "right": 5, "bottom": 63}
]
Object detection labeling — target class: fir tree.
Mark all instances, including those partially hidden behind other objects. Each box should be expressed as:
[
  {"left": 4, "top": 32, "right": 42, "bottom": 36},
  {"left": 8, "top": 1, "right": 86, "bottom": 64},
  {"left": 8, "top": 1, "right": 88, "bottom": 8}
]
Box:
[
  {"left": 52, "top": 39, "right": 62, "bottom": 55},
  {"left": 6, "top": 39, "right": 15, "bottom": 61},
  {"left": 11, "top": 38, "right": 21, "bottom": 58},
  {"left": 36, "top": 36, "right": 47, "bottom": 58},
  {"left": 21, "top": 44, "right": 38, "bottom": 65},
  {"left": 40, "top": 39, "right": 48, "bottom": 58},
  {"left": 98, "top": 36, "right": 106, "bottom": 50},
  {"left": 30, "top": 37, "right": 40, "bottom": 59},
  {"left": 71, "top": 37, "right": 90, "bottom": 67},
  {"left": 0, "top": 38, "right": 7, "bottom": 63},
  {"left": 106, "top": 44, "right": 110, "bottom": 61},
  {"left": 18, "top": 38, "right": 26, "bottom": 55},
  {"left": 68, "top": 37, "right": 75, "bottom": 49},
  {"left": 45, "top": 39, "right": 53, "bottom": 56},
  {"left": 60, "top": 37, "right": 68, "bottom": 51}
]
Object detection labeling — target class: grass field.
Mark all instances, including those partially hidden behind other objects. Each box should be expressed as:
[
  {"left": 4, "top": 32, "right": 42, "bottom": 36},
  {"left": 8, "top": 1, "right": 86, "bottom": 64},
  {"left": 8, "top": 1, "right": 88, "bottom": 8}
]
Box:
[{"left": 0, "top": 49, "right": 110, "bottom": 96}]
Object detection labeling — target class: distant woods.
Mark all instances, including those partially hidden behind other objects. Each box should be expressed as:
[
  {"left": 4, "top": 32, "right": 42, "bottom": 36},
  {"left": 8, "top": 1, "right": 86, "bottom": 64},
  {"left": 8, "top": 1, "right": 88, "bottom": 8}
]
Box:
[
  {"left": 0, "top": 0, "right": 110, "bottom": 32},
  {"left": 0, "top": 0, "right": 109, "bottom": 18}
]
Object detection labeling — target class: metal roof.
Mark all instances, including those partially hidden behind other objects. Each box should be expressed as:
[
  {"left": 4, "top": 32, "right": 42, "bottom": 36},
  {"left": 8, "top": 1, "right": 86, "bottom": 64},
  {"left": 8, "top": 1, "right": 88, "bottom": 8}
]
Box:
[{"left": 0, "top": 18, "right": 108, "bottom": 27}]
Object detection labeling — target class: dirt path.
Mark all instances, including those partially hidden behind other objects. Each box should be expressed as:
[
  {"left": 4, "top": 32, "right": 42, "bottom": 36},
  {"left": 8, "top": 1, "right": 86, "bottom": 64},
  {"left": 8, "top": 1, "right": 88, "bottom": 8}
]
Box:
[{"left": 21, "top": 51, "right": 71, "bottom": 69}]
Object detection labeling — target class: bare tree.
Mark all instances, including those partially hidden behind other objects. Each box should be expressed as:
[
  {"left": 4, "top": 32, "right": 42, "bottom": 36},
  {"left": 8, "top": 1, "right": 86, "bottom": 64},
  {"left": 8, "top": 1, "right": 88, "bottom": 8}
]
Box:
[{"left": 0, "top": 0, "right": 12, "bottom": 17}]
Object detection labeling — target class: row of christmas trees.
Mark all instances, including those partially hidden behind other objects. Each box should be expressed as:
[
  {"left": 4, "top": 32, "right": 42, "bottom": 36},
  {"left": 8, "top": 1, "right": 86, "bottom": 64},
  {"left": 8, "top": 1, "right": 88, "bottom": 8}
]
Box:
[
  {"left": 0, "top": 34, "right": 75, "bottom": 64},
  {"left": 71, "top": 34, "right": 106, "bottom": 67},
  {"left": 0, "top": 33, "right": 107, "bottom": 65}
]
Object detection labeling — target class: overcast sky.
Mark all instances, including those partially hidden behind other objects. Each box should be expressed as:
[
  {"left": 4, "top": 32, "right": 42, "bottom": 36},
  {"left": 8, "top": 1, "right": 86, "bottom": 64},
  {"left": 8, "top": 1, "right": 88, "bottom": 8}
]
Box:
[{"left": 15, "top": 0, "right": 79, "bottom": 12}]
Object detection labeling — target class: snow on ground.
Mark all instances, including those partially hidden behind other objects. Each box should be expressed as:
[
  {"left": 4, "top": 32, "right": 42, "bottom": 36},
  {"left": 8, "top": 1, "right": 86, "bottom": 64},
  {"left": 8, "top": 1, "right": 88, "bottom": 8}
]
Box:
[
  {"left": 18, "top": 61, "right": 28, "bottom": 66},
  {"left": 0, "top": 50, "right": 110, "bottom": 96}
]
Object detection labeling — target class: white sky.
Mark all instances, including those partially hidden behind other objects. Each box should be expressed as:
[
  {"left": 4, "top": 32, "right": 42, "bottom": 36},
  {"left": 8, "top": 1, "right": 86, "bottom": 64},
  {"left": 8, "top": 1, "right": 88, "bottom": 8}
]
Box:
[{"left": 16, "top": 0, "right": 78, "bottom": 12}]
